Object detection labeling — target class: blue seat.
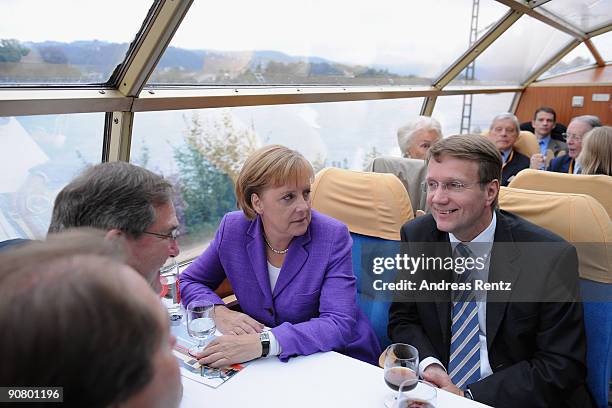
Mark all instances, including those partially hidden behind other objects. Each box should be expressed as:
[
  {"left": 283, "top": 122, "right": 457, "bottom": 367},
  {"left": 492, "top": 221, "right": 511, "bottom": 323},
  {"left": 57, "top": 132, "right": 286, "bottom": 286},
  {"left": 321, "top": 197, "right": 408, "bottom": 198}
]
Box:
[
  {"left": 580, "top": 279, "right": 612, "bottom": 408},
  {"left": 311, "top": 168, "right": 413, "bottom": 350}
]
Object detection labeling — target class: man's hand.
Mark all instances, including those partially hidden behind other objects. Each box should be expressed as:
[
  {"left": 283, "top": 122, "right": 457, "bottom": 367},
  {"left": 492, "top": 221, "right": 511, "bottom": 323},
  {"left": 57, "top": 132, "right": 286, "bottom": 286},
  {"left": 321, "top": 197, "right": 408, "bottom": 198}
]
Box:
[
  {"left": 530, "top": 153, "right": 546, "bottom": 170},
  {"left": 197, "top": 333, "right": 261, "bottom": 368},
  {"left": 214, "top": 305, "right": 264, "bottom": 335},
  {"left": 422, "top": 364, "right": 464, "bottom": 397}
]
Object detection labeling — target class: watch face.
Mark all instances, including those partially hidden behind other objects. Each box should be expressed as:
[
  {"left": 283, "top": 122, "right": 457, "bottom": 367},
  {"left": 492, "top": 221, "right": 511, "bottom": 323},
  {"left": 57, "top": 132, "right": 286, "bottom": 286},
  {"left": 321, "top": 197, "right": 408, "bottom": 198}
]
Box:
[{"left": 260, "top": 331, "right": 270, "bottom": 341}]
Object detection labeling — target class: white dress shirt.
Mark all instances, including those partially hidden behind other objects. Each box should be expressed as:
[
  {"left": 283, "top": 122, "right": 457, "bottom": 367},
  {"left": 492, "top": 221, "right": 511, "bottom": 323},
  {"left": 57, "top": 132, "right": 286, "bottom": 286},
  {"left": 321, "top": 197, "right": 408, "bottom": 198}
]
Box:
[
  {"left": 264, "top": 261, "right": 283, "bottom": 357},
  {"left": 419, "top": 212, "right": 496, "bottom": 380}
]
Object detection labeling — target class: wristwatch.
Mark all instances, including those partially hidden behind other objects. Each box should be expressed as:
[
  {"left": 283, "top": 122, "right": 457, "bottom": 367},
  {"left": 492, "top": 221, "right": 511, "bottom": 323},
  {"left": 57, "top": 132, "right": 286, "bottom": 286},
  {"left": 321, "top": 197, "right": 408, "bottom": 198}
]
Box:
[{"left": 260, "top": 331, "right": 270, "bottom": 357}]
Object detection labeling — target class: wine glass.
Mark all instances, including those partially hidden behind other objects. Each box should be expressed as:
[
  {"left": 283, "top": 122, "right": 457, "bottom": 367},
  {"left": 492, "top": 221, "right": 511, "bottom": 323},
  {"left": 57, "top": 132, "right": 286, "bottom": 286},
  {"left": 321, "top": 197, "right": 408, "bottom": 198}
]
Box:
[
  {"left": 186, "top": 300, "right": 216, "bottom": 357},
  {"left": 383, "top": 343, "right": 419, "bottom": 407},
  {"left": 396, "top": 379, "right": 437, "bottom": 408}
]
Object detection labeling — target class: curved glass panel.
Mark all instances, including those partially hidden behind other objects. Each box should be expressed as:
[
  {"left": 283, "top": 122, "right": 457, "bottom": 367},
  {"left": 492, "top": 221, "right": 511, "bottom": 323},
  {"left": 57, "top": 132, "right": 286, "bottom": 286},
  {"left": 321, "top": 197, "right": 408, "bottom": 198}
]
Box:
[
  {"left": 131, "top": 98, "right": 423, "bottom": 258},
  {"left": 432, "top": 93, "right": 516, "bottom": 135},
  {"left": 0, "top": 113, "right": 104, "bottom": 240},
  {"left": 540, "top": 42, "right": 595, "bottom": 79},
  {"left": 591, "top": 30, "right": 612, "bottom": 62},
  {"left": 539, "top": 0, "right": 612, "bottom": 33},
  {"left": 149, "top": 0, "right": 507, "bottom": 86},
  {"left": 450, "top": 15, "right": 573, "bottom": 86},
  {"left": 0, "top": 0, "right": 153, "bottom": 85}
]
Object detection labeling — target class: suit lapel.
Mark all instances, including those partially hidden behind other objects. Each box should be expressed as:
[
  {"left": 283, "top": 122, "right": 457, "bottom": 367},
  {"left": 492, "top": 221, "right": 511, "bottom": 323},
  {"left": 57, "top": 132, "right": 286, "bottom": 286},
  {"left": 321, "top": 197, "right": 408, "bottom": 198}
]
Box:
[
  {"left": 246, "top": 217, "right": 274, "bottom": 309},
  {"left": 486, "top": 211, "right": 521, "bottom": 349},
  {"left": 272, "top": 228, "right": 311, "bottom": 298}
]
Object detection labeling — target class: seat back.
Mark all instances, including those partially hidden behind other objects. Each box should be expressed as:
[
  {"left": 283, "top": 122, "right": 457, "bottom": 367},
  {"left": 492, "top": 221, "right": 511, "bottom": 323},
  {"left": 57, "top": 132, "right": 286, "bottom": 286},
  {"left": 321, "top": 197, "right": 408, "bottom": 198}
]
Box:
[
  {"left": 366, "top": 156, "right": 427, "bottom": 214},
  {"left": 508, "top": 168, "right": 612, "bottom": 219},
  {"left": 498, "top": 187, "right": 612, "bottom": 283},
  {"left": 312, "top": 168, "right": 413, "bottom": 347},
  {"left": 514, "top": 130, "right": 539, "bottom": 158},
  {"left": 580, "top": 279, "right": 612, "bottom": 408}
]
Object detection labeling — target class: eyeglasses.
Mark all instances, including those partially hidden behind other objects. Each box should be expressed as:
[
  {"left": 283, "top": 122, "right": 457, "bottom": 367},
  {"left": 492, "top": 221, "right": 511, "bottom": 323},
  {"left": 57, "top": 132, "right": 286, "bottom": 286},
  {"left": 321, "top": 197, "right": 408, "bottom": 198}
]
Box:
[
  {"left": 562, "top": 133, "right": 583, "bottom": 142},
  {"left": 142, "top": 228, "right": 180, "bottom": 241},
  {"left": 421, "top": 180, "right": 484, "bottom": 193}
]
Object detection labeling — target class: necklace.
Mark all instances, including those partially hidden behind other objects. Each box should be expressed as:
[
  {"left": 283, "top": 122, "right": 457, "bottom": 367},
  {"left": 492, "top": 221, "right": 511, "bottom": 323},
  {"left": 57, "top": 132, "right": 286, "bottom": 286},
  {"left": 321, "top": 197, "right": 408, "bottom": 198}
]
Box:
[{"left": 264, "top": 235, "right": 289, "bottom": 254}]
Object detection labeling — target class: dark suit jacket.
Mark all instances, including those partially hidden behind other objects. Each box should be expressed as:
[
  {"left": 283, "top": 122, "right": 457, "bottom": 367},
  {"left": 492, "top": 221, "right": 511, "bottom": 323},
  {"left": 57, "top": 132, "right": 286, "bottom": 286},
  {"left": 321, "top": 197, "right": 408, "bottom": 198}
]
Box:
[
  {"left": 388, "top": 210, "right": 593, "bottom": 408},
  {"left": 546, "top": 138, "right": 568, "bottom": 157},
  {"left": 548, "top": 154, "right": 574, "bottom": 173},
  {"left": 502, "top": 150, "right": 529, "bottom": 186}
]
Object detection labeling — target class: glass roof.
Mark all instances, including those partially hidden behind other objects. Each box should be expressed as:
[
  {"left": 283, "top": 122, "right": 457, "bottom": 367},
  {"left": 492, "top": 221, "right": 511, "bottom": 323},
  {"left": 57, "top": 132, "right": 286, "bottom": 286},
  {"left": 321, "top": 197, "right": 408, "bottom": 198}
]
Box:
[
  {"left": 538, "top": 0, "right": 612, "bottom": 33},
  {"left": 0, "top": 0, "right": 153, "bottom": 85},
  {"left": 148, "top": 0, "right": 508, "bottom": 86},
  {"left": 450, "top": 14, "right": 574, "bottom": 86},
  {"left": 591, "top": 30, "right": 612, "bottom": 62},
  {"left": 540, "top": 42, "right": 595, "bottom": 78}
]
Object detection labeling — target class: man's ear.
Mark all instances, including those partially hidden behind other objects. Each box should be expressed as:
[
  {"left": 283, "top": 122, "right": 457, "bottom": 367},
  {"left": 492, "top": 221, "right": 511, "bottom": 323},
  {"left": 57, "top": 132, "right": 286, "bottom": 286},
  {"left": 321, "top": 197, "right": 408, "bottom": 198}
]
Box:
[
  {"left": 105, "top": 229, "right": 124, "bottom": 241},
  {"left": 251, "top": 193, "right": 263, "bottom": 215},
  {"left": 485, "top": 180, "right": 500, "bottom": 207}
]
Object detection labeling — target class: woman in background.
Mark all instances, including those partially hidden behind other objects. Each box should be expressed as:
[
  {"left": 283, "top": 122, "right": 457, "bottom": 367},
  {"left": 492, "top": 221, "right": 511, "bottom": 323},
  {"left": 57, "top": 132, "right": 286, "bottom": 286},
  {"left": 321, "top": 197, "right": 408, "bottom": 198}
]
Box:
[
  {"left": 397, "top": 116, "right": 443, "bottom": 159},
  {"left": 578, "top": 126, "right": 612, "bottom": 176},
  {"left": 180, "top": 145, "right": 380, "bottom": 367}
]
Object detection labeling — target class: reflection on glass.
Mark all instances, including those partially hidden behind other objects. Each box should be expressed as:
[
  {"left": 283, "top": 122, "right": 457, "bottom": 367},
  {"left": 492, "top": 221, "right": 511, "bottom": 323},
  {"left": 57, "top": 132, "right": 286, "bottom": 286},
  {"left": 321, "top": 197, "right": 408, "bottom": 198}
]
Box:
[
  {"left": 149, "top": 0, "right": 507, "bottom": 86},
  {"left": 432, "top": 93, "right": 516, "bottom": 135},
  {"left": 0, "top": 114, "right": 104, "bottom": 240},
  {"left": 131, "top": 98, "right": 423, "bottom": 258},
  {"left": 591, "top": 31, "right": 612, "bottom": 63},
  {"left": 450, "top": 15, "right": 573, "bottom": 86},
  {"left": 0, "top": 0, "right": 153, "bottom": 84},
  {"left": 540, "top": 43, "right": 595, "bottom": 79},
  {"left": 539, "top": 0, "right": 612, "bottom": 33}
]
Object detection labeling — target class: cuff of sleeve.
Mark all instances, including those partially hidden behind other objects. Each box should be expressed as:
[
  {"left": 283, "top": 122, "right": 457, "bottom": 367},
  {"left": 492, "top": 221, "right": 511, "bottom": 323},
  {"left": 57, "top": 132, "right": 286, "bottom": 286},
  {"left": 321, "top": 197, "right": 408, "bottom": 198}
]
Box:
[
  {"left": 266, "top": 330, "right": 282, "bottom": 357},
  {"left": 419, "top": 357, "right": 446, "bottom": 378}
]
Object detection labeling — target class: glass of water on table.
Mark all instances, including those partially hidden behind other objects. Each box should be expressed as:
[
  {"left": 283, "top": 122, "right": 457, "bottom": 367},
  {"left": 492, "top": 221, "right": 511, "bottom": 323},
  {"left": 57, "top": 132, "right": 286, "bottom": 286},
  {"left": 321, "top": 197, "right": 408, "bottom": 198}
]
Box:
[{"left": 186, "top": 300, "right": 216, "bottom": 357}]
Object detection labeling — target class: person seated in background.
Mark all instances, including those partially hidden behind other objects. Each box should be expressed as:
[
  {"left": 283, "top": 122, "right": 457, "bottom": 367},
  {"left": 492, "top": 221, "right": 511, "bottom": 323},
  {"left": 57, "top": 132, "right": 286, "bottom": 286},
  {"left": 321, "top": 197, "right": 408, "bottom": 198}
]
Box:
[
  {"left": 577, "top": 126, "right": 612, "bottom": 176},
  {"left": 520, "top": 121, "right": 567, "bottom": 142},
  {"left": 180, "top": 145, "right": 381, "bottom": 367},
  {"left": 48, "top": 161, "right": 180, "bottom": 292},
  {"left": 529, "top": 107, "right": 568, "bottom": 170},
  {"left": 486, "top": 113, "right": 529, "bottom": 186},
  {"left": 388, "top": 134, "right": 592, "bottom": 407},
  {"left": 549, "top": 115, "right": 601, "bottom": 174},
  {"left": 0, "top": 229, "right": 182, "bottom": 408},
  {"left": 397, "top": 116, "right": 443, "bottom": 159}
]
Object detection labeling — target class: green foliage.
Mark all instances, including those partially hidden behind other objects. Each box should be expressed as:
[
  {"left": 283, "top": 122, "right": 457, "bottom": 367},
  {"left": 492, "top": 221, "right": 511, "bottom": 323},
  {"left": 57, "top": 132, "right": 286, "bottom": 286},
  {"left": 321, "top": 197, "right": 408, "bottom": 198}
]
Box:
[{"left": 0, "top": 39, "right": 30, "bottom": 63}]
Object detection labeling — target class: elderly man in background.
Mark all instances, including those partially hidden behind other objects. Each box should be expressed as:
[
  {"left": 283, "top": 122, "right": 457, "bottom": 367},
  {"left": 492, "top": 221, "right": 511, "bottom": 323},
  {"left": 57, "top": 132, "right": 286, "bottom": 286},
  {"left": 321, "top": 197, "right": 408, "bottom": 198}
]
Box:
[
  {"left": 48, "top": 162, "right": 180, "bottom": 291},
  {"left": 487, "top": 113, "right": 530, "bottom": 186},
  {"left": 397, "top": 116, "right": 443, "bottom": 159},
  {"left": 529, "top": 107, "right": 568, "bottom": 170},
  {"left": 549, "top": 115, "right": 601, "bottom": 174},
  {"left": 0, "top": 229, "right": 182, "bottom": 408}
]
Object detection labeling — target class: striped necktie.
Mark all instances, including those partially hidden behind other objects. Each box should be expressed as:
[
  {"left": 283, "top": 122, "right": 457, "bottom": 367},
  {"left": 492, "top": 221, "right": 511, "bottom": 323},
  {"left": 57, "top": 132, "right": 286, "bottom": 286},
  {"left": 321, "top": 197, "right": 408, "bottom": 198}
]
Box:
[{"left": 448, "top": 243, "right": 480, "bottom": 389}]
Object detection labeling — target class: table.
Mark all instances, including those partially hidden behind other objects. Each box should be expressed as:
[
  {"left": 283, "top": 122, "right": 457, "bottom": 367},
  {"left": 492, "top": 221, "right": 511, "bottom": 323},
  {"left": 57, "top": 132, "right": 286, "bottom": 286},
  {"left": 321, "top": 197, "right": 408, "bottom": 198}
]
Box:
[{"left": 178, "top": 350, "right": 491, "bottom": 408}]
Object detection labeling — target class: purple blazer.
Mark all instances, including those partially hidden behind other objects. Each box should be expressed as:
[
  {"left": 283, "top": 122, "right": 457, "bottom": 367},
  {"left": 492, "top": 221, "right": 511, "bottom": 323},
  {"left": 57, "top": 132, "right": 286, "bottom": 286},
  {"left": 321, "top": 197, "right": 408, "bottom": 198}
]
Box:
[{"left": 180, "top": 210, "right": 381, "bottom": 365}]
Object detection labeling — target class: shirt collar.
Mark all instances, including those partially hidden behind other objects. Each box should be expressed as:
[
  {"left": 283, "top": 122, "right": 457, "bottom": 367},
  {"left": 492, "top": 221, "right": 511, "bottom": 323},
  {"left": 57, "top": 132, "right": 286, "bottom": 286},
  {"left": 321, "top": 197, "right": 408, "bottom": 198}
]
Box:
[
  {"left": 500, "top": 148, "right": 512, "bottom": 162},
  {"left": 449, "top": 212, "right": 496, "bottom": 256},
  {"left": 538, "top": 135, "right": 551, "bottom": 146}
]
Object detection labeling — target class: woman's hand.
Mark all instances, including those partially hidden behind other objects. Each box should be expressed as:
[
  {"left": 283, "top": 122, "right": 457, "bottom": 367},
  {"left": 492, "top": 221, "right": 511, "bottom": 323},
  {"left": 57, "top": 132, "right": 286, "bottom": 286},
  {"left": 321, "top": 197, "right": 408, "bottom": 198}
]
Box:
[
  {"left": 214, "top": 305, "right": 264, "bottom": 335},
  {"left": 197, "top": 333, "right": 262, "bottom": 368}
]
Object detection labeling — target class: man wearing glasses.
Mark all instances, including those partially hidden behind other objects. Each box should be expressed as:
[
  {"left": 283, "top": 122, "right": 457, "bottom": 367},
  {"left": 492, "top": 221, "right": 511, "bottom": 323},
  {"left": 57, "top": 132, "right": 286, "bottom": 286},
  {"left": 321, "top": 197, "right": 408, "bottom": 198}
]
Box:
[
  {"left": 388, "top": 134, "right": 592, "bottom": 407},
  {"left": 548, "top": 115, "right": 601, "bottom": 174},
  {"left": 48, "top": 162, "right": 180, "bottom": 291}
]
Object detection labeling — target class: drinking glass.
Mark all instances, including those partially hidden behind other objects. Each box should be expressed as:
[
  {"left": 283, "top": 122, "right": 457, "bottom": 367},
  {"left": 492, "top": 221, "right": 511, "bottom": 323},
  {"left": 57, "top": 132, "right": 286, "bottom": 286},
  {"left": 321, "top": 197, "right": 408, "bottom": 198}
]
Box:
[
  {"left": 160, "top": 258, "right": 181, "bottom": 316},
  {"left": 396, "top": 379, "right": 437, "bottom": 408},
  {"left": 383, "top": 343, "right": 419, "bottom": 407},
  {"left": 186, "top": 300, "right": 216, "bottom": 357}
]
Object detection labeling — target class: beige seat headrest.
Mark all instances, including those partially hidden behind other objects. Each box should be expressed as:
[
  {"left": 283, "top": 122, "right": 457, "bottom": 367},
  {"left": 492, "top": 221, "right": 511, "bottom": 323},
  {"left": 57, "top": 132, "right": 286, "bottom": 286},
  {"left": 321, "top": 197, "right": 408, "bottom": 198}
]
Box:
[
  {"left": 508, "top": 169, "right": 612, "bottom": 219},
  {"left": 499, "top": 186, "right": 612, "bottom": 283},
  {"left": 311, "top": 168, "right": 413, "bottom": 241},
  {"left": 514, "top": 131, "right": 539, "bottom": 158}
]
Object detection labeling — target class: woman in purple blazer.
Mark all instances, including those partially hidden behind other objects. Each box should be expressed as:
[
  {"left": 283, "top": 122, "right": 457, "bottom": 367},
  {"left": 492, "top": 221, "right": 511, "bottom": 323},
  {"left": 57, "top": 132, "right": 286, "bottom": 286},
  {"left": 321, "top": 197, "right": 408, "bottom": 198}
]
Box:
[{"left": 180, "top": 145, "right": 380, "bottom": 367}]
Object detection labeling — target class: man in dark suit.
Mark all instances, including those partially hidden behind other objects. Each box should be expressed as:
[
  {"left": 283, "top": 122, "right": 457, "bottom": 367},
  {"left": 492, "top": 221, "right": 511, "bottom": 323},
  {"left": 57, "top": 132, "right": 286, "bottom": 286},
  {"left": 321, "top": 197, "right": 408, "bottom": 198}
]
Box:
[
  {"left": 388, "top": 134, "right": 593, "bottom": 407},
  {"left": 487, "top": 113, "right": 530, "bottom": 186},
  {"left": 548, "top": 115, "right": 601, "bottom": 174}
]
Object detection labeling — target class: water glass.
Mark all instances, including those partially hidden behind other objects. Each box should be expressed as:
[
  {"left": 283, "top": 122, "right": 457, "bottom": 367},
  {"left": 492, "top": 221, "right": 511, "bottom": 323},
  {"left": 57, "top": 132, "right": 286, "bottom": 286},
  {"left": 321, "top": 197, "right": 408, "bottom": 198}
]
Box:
[
  {"left": 186, "top": 300, "right": 216, "bottom": 357},
  {"left": 396, "top": 379, "right": 437, "bottom": 408}
]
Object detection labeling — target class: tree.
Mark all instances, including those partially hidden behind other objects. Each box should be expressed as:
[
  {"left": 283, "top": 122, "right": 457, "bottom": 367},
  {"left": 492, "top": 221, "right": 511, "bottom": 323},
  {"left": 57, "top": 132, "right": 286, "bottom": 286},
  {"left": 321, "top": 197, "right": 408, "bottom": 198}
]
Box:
[{"left": 0, "top": 39, "right": 30, "bottom": 63}]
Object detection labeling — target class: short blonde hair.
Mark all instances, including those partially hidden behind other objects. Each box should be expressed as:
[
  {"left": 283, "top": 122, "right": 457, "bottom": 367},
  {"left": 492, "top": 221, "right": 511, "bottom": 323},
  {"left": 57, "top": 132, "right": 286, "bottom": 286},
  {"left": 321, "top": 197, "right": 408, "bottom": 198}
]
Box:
[
  {"left": 578, "top": 126, "right": 612, "bottom": 176},
  {"left": 235, "top": 145, "right": 314, "bottom": 219}
]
